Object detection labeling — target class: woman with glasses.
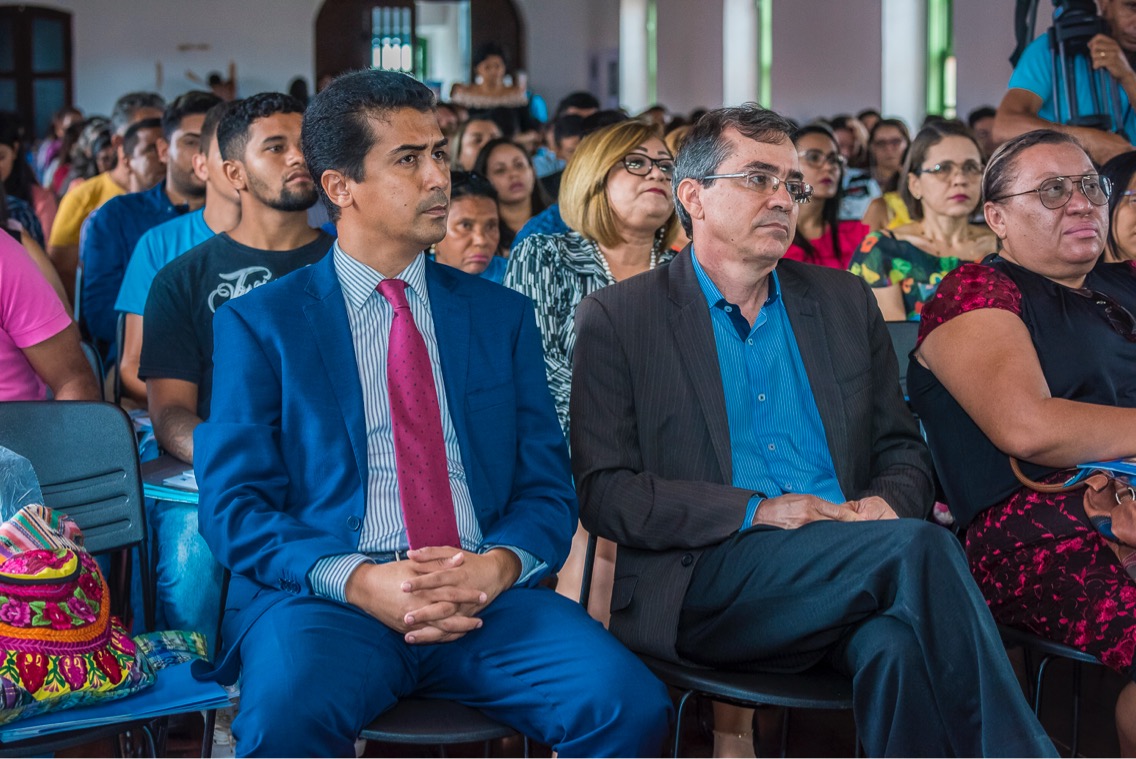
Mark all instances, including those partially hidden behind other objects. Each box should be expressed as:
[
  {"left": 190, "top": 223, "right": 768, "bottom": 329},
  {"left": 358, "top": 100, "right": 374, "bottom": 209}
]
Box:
[
  {"left": 786, "top": 124, "right": 869, "bottom": 269},
  {"left": 504, "top": 119, "right": 678, "bottom": 630},
  {"left": 850, "top": 121, "right": 994, "bottom": 320},
  {"left": 909, "top": 130, "right": 1136, "bottom": 752},
  {"left": 840, "top": 117, "right": 909, "bottom": 223},
  {"left": 473, "top": 137, "right": 550, "bottom": 252},
  {"left": 1102, "top": 151, "right": 1136, "bottom": 263}
]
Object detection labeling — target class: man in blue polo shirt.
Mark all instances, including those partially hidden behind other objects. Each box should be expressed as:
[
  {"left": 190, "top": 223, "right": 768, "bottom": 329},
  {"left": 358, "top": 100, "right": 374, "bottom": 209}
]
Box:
[
  {"left": 995, "top": 0, "right": 1136, "bottom": 162},
  {"left": 114, "top": 101, "right": 240, "bottom": 406},
  {"left": 80, "top": 90, "right": 221, "bottom": 358}
]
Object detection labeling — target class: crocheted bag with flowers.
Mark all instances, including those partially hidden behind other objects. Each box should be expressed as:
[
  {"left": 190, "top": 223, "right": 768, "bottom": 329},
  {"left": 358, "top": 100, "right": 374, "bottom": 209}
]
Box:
[{"left": 0, "top": 504, "right": 154, "bottom": 726}]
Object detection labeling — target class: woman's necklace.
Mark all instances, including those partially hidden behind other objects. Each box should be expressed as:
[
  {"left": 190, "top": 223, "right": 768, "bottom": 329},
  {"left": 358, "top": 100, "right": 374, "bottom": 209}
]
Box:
[{"left": 593, "top": 234, "right": 662, "bottom": 283}]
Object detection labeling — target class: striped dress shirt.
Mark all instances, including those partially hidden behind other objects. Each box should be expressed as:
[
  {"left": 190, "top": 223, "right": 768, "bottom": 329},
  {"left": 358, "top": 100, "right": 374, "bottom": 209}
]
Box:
[
  {"left": 309, "top": 244, "right": 536, "bottom": 601},
  {"left": 690, "top": 250, "right": 846, "bottom": 527}
]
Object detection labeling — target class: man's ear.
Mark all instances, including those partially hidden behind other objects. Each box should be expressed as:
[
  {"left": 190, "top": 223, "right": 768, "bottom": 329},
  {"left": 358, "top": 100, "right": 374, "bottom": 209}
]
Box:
[
  {"left": 191, "top": 151, "right": 209, "bottom": 183},
  {"left": 677, "top": 177, "right": 706, "bottom": 226},
  {"left": 321, "top": 169, "right": 353, "bottom": 214},
  {"left": 223, "top": 159, "right": 247, "bottom": 192}
]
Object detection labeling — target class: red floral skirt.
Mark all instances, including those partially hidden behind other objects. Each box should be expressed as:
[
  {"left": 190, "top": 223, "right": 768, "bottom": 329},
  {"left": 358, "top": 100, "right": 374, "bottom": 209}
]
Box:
[{"left": 967, "top": 482, "right": 1136, "bottom": 677}]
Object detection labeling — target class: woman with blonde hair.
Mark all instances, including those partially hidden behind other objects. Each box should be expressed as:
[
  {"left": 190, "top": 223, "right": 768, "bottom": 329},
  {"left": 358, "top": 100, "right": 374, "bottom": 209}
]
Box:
[{"left": 505, "top": 118, "right": 678, "bottom": 616}]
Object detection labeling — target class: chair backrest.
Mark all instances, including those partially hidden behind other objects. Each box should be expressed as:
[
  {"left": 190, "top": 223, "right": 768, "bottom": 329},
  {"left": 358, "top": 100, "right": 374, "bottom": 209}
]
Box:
[
  {"left": 113, "top": 313, "right": 125, "bottom": 405},
  {"left": 80, "top": 341, "right": 106, "bottom": 400},
  {"left": 886, "top": 320, "right": 919, "bottom": 397},
  {"left": 0, "top": 401, "right": 145, "bottom": 557}
]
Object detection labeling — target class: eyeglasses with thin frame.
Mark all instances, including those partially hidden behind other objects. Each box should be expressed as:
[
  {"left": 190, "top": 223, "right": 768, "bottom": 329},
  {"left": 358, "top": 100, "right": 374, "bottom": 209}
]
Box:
[
  {"left": 1120, "top": 189, "right": 1136, "bottom": 205},
  {"left": 700, "top": 171, "right": 814, "bottom": 204},
  {"left": 989, "top": 174, "right": 1111, "bottom": 210},
  {"left": 871, "top": 137, "right": 907, "bottom": 150},
  {"left": 622, "top": 153, "right": 675, "bottom": 177},
  {"left": 797, "top": 149, "right": 846, "bottom": 170},
  {"left": 915, "top": 160, "right": 984, "bottom": 179}
]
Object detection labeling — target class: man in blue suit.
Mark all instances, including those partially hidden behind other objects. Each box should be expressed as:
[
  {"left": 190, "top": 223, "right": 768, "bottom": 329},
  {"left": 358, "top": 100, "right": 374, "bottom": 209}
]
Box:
[{"left": 193, "top": 70, "right": 670, "bottom": 757}]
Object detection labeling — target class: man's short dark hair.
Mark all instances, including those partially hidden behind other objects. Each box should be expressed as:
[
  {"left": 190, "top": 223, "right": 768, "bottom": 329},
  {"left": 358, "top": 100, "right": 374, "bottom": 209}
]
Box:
[
  {"left": 110, "top": 91, "right": 166, "bottom": 135},
  {"left": 580, "top": 109, "right": 629, "bottom": 137},
  {"left": 122, "top": 117, "right": 162, "bottom": 157},
  {"left": 967, "top": 105, "right": 997, "bottom": 128},
  {"left": 162, "top": 90, "right": 222, "bottom": 140},
  {"left": 554, "top": 91, "right": 600, "bottom": 119},
  {"left": 217, "top": 92, "right": 306, "bottom": 163},
  {"left": 672, "top": 104, "right": 796, "bottom": 236},
  {"left": 553, "top": 114, "right": 586, "bottom": 144},
  {"left": 301, "top": 69, "right": 436, "bottom": 220},
  {"left": 200, "top": 101, "right": 231, "bottom": 157}
]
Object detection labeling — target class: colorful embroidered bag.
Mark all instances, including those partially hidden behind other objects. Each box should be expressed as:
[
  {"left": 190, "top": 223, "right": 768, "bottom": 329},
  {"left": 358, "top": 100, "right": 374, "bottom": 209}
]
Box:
[{"left": 0, "top": 505, "right": 154, "bottom": 726}]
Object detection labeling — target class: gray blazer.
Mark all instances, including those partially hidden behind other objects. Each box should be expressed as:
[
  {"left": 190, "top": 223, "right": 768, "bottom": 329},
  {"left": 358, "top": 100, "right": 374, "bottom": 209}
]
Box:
[{"left": 570, "top": 248, "right": 934, "bottom": 663}]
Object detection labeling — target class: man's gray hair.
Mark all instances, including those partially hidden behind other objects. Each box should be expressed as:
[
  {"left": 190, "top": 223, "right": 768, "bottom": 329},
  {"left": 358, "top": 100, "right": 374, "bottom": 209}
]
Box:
[
  {"left": 672, "top": 104, "right": 796, "bottom": 236},
  {"left": 110, "top": 91, "right": 166, "bottom": 136}
]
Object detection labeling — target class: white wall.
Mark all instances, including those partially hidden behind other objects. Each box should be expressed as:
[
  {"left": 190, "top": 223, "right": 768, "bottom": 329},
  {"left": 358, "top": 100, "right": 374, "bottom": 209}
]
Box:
[
  {"left": 953, "top": 0, "right": 1017, "bottom": 120},
  {"left": 770, "top": 0, "right": 882, "bottom": 125},
  {"left": 40, "top": 0, "right": 321, "bottom": 116},
  {"left": 655, "top": 0, "right": 722, "bottom": 115}
]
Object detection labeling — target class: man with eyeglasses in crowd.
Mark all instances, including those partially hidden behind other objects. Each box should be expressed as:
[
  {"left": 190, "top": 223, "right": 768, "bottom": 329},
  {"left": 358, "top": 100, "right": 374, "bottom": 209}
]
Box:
[{"left": 570, "top": 104, "right": 1059, "bottom": 757}]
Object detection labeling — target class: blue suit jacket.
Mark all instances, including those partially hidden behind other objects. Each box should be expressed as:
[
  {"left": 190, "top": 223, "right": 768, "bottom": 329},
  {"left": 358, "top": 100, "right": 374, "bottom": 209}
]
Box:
[{"left": 194, "top": 251, "right": 577, "bottom": 678}]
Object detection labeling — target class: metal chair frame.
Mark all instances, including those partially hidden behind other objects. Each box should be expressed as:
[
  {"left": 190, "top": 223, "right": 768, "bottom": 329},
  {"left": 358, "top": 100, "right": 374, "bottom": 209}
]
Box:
[
  {"left": 578, "top": 534, "right": 856, "bottom": 758},
  {"left": 999, "top": 624, "right": 1101, "bottom": 757}
]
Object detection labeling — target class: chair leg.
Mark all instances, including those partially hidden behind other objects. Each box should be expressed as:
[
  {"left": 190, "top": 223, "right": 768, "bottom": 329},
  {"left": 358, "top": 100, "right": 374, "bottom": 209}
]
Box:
[
  {"left": 673, "top": 690, "right": 696, "bottom": 759},
  {"left": 1033, "top": 656, "right": 1053, "bottom": 716},
  {"left": 1070, "top": 662, "right": 1082, "bottom": 758},
  {"left": 779, "top": 707, "right": 789, "bottom": 758},
  {"left": 201, "top": 709, "right": 217, "bottom": 758}
]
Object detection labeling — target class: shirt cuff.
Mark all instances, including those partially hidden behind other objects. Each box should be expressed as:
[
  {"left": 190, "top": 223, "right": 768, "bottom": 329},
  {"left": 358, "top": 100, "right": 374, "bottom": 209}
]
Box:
[
  {"left": 309, "top": 553, "right": 373, "bottom": 603},
  {"left": 481, "top": 544, "right": 545, "bottom": 586},
  {"left": 743, "top": 494, "right": 766, "bottom": 530}
]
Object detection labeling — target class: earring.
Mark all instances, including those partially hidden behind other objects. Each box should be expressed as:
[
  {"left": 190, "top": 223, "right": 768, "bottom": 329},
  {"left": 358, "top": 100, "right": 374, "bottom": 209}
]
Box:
[{"left": 913, "top": 193, "right": 922, "bottom": 201}]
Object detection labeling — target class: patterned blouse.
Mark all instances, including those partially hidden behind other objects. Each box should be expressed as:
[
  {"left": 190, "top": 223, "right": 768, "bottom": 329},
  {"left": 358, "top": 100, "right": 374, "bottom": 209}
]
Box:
[
  {"left": 504, "top": 231, "right": 676, "bottom": 437},
  {"left": 849, "top": 230, "right": 990, "bottom": 320}
]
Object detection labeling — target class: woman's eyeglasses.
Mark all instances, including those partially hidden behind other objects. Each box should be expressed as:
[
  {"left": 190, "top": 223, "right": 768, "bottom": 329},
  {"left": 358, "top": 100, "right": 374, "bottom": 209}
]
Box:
[
  {"left": 798, "top": 149, "right": 846, "bottom": 170},
  {"left": 870, "top": 137, "right": 907, "bottom": 150},
  {"left": 700, "top": 171, "right": 814, "bottom": 204},
  {"left": 622, "top": 153, "right": 675, "bottom": 176},
  {"left": 1068, "top": 286, "right": 1136, "bottom": 343},
  {"left": 989, "top": 174, "right": 1111, "bottom": 210},
  {"left": 915, "top": 160, "right": 984, "bottom": 179}
]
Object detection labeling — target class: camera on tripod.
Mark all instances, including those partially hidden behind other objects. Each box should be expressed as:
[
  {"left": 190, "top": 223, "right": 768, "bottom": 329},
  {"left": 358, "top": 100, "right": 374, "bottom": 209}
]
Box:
[{"left": 1012, "top": 0, "right": 1126, "bottom": 133}]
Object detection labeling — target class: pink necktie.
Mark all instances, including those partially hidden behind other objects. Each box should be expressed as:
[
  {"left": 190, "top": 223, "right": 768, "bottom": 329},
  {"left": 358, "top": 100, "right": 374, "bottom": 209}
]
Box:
[{"left": 377, "top": 278, "right": 461, "bottom": 550}]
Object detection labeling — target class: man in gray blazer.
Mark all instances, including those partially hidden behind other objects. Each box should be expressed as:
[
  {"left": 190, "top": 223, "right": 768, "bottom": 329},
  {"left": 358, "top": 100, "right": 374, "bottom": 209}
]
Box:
[{"left": 570, "top": 105, "right": 1055, "bottom": 757}]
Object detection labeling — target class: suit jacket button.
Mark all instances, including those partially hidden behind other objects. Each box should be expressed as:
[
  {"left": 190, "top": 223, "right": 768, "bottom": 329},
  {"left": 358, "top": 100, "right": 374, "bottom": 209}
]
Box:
[
  {"left": 681, "top": 553, "right": 694, "bottom": 567},
  {"left": 347, "top": 516, "right": 362, "bottom": 531}
]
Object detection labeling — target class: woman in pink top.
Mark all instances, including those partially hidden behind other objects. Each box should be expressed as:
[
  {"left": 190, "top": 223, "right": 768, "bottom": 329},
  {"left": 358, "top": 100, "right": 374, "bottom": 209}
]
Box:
[
  {"left": 0, "top": 232, "right": 98, "bottom": 400},
  {"left": 785, "top": 124, "right": 870, "bottom": 269}
]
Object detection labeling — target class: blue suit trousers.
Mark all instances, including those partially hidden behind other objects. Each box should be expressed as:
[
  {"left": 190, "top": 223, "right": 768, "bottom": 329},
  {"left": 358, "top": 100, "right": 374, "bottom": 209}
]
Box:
[{"left": 233, "top": 586, "right": 672, "bottom": 757}]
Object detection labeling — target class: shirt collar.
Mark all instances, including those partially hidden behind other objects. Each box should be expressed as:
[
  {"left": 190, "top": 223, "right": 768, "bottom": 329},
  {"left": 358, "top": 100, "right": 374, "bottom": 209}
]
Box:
[
  {"left": 690, "top": 245, "right": 782, "bottom": 310},
  {"left": 145, "top": 179, "right": 189, "bottom": 213},
  {"left": 333, "top": 241, "right": 429, "bottom": 312}
]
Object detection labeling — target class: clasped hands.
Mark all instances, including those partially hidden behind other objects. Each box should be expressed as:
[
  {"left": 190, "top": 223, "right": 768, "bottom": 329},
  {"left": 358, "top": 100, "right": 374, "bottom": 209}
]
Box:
[
  {"left": 345, "top": 546, "right": 521, "bottom": 645},
  {"left": 753, "top": 493, "right": 898, "bottom": 529}
]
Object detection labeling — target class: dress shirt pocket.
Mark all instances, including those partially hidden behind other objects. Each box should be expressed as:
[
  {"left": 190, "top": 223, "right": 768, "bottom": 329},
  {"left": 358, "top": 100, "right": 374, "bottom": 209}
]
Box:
[{"left": 466, "top": 381, "right": 513, "bottom": 412}]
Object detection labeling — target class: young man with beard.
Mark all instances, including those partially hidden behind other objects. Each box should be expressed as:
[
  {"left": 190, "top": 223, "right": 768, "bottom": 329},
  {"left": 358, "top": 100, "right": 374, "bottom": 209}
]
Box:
[
  {"left": 137, "top": 93, "right": 329, "bottom": 665},
  {"left": 81, "top": 90, "right": 220, "bottom": 355},
  {"left": 141, "top": 92, "right": 329, "bottom": 466}
]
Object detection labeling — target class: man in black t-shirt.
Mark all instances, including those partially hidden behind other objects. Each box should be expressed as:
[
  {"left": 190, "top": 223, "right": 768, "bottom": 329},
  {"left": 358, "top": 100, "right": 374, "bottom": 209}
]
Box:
[
  {"left": 141, "top": 92, "right": 329, "bottom": 465},
  {"left": 137, "top": 94, "right": 329, "bottom": 690}
]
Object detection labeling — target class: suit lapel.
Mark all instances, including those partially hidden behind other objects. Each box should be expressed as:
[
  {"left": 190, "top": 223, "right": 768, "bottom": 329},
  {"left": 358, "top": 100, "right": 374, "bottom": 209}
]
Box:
[
  {"left": 303, "top": 255, "right": 368, "bottom": 489},
  {"left": 778, "top": 266, "right": 852, "bottom": 492},
  {"left": 668, "top": 251, "right": 733, "bottom": 483}
]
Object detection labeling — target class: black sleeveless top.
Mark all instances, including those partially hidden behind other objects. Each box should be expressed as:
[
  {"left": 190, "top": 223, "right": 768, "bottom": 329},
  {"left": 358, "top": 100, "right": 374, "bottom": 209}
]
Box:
[{"left": 908, "top": 255, "right": 1136, "bottom": 527}]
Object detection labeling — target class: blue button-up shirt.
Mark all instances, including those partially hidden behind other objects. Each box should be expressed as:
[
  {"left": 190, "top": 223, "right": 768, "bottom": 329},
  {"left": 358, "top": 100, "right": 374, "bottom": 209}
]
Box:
[
  {"left": 80, "top": 180, "right": 189, "bottom": 348},
  {"left": 691, "top": 250, "right": 845, "bottom": 527}
]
